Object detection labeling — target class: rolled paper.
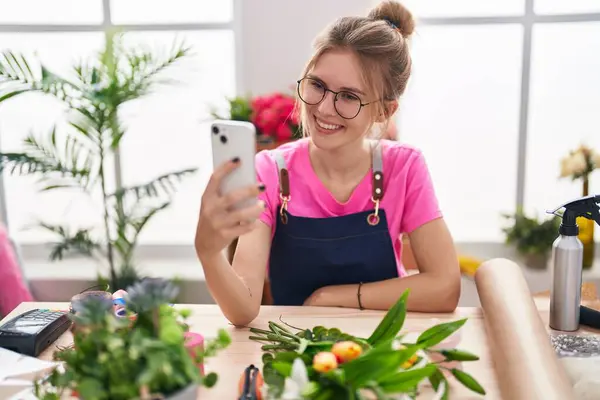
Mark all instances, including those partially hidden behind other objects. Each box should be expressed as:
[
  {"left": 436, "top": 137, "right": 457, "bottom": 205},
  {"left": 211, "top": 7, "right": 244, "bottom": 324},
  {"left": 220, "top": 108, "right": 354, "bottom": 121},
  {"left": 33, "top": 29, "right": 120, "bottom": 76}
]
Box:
[
  {"left": 184, "top": 332, "right": 205, "bottom": 375},
  {"left": 474, "top": 258, "right": 575, "bottom": 400}
]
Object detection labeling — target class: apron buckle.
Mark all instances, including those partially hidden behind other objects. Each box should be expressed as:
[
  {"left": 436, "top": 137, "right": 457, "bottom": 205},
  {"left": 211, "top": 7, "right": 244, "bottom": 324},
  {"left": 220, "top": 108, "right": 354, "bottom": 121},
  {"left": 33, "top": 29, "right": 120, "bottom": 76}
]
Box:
[
  {"left": 367, "top": 197, "right": 380, "bottom": 226},
  {"left": 280, "top": 193, "right": 291, "bottom": 224}
]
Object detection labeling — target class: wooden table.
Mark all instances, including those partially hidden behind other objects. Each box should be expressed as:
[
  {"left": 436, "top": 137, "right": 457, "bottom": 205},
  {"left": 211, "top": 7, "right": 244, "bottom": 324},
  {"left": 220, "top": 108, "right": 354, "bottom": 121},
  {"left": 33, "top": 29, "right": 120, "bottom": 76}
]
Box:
[
  {"left": 2, "top": 302, "right": 499, "bottom": 399},
  {"left": 2, "top": 258, "right": 600, "bottom": 399}
]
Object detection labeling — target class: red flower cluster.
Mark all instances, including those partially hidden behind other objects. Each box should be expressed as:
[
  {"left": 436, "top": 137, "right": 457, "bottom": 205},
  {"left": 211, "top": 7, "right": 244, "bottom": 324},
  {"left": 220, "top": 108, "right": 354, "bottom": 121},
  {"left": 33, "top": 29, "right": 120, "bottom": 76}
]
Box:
[{"left": 251, "top": 93, "right": 300, "bottom": 141}]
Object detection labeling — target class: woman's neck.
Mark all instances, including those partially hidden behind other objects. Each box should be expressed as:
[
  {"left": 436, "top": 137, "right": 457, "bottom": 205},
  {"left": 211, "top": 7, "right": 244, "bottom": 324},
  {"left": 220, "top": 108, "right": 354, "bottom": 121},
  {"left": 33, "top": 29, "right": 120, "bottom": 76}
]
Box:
[{"left": 308, "top": 137, "right": 372, "bottom": 182}]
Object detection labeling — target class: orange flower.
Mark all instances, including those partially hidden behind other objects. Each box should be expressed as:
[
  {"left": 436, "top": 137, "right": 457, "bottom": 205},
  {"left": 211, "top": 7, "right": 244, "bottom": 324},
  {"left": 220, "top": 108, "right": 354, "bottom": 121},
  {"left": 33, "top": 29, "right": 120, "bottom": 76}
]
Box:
[
  {"left": 331, "top": 341, "right": 362, "bottom": 363},
  {"left": 397, "top": 344, "right": 419, "bottom": 369},
  {"left": 312, "top": 352, "right": 338, "bottom": 372}
]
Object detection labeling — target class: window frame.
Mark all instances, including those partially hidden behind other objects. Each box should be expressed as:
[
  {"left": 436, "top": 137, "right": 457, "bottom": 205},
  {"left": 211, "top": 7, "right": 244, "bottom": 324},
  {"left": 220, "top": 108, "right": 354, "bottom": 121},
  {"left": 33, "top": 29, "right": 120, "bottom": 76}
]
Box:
[
  {"left": 1, "top": 0, "right": 599, "bottom": 247},
  {"left": 0, "top": 0, "right": 244, "bottom": 238}
]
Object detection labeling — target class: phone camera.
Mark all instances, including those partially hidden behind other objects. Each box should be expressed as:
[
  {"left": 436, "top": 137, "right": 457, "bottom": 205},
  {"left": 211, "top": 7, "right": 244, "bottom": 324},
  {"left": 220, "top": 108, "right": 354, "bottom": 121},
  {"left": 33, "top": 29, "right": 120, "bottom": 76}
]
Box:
[
  {"left": 220, "top": 135, "right": 228, "bottom": 144},
  {"left": 212, "top": 125, "right": 219, "bottom": 135}
]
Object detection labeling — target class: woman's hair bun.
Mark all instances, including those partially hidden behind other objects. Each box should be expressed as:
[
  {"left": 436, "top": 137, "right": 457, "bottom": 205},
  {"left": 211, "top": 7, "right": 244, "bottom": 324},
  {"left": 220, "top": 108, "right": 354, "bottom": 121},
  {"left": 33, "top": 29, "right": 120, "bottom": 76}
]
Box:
[{"left": 368, "top": 0, "right": 415, "bottom": 39}]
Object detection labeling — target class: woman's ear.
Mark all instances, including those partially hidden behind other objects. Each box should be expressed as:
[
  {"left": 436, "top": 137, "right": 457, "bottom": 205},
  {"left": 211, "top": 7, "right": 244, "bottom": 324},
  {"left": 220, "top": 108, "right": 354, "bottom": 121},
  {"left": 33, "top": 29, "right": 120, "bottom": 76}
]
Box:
[{"left": 375, "top": 100, "right": 399, "bottom": 122}]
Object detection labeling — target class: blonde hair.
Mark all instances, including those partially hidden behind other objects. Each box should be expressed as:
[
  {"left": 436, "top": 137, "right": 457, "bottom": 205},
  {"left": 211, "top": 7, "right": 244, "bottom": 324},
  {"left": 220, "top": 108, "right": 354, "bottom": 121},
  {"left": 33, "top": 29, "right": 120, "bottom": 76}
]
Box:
[{"left": 297, "top": 0, "right": 415, "bottom": 138}]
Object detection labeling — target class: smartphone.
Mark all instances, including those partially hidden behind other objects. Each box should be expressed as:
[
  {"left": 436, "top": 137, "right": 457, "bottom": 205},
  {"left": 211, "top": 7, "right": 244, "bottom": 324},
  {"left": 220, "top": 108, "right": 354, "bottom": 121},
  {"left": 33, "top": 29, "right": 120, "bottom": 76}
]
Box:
[{"left": 210, "top": 119, "right": 257, "bottom": 209}]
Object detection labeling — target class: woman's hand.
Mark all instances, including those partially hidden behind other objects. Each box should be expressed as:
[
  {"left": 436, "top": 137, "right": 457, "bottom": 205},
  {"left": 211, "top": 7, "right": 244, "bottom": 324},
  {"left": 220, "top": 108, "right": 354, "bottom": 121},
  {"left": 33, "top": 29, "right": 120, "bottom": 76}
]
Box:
[{"left": 195, "top": 157, "right": 266, "bottom": 260}]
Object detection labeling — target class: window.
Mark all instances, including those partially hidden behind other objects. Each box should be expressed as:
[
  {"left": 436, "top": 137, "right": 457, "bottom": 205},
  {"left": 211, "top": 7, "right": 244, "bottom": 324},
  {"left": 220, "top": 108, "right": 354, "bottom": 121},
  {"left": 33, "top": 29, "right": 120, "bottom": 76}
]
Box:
[
  {"left": 398, "top": 25, "right": 523, "bottom": 242},
  {"left": 119, "top": 30, "right": 236, "bottom": 244},
  {"left": 0, "top": 33, "right": 108, "bottom": 244},
  {"left": 524, "top": 22, "right": 600, "bottom": 225},
  {"left": 395, "top": 1, "right": 600, "bottom": 244},
  {"left": 534, "top": 0, "right": 600, "bottom": 15},
  {"left": 0, "top": 3, "right": 236, "bottom": 246},
  {"left": 110, "top": 0, "right": 233, "bottom": 24},
  {"left": 0, "top": 0, "right": 103, "bottom": 24},
  {"left": 400, "top": 0, "right": 524, "bottom": 17}
]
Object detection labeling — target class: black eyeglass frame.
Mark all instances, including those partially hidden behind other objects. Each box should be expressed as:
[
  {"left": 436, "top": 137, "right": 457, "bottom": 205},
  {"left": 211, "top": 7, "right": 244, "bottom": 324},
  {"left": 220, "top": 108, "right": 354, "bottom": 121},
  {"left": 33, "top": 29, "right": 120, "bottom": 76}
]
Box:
[{"left": 296, "top": 77, "right": 378, "bottom": 120}]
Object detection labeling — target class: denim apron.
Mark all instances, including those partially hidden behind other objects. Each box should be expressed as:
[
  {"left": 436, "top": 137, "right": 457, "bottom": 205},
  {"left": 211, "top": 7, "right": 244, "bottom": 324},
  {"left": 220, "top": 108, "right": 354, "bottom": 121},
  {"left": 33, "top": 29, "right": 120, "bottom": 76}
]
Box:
[{"left": 267, "top": 142, "right": 399, "bottom": 306}]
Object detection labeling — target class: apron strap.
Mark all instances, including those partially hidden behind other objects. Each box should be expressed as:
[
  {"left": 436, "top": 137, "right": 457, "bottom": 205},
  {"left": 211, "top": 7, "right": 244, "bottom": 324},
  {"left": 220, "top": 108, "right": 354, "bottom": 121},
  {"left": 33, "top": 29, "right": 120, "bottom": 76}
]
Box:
[
  {"left": 273, "top": 150, "right": 291, "bottom": 224},
  {"left": 273, "top": 151, "right": 290, "bottom": 198},
  {"left": 371, "top": 142, "right": 384, "bottom": 201},
  {"left": 274, "top": 142, "right": 384, "bottom": 225}
]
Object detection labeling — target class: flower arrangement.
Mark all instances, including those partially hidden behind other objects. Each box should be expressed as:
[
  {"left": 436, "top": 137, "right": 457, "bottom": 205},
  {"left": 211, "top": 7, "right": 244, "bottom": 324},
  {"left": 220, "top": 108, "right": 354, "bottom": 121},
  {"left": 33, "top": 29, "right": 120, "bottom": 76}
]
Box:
[
  {"left": 559, "top": 144, "right": 600, "bottom": 269},
  {"left": 241, "top": 290, "right": 485, "bottom": 399},
  {"left": 212, "top": 89, "right": 302, "bottom": 146},
  {"left": 559, "top": 144, "right": 600, "bottom": 183},
  {"left": 33, "top": 278, "right": 231, "bottom": 400}
]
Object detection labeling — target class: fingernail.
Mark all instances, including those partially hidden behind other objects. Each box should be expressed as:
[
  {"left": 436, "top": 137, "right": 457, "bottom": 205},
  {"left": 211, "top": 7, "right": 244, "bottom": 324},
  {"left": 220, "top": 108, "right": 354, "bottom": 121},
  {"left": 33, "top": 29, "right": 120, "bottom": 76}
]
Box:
[
  {"left": 258, "top": 184, "right": 266, "bottom": 192},
  {"left": 231, "top": 157, "right": 240, "bottom": 163}
]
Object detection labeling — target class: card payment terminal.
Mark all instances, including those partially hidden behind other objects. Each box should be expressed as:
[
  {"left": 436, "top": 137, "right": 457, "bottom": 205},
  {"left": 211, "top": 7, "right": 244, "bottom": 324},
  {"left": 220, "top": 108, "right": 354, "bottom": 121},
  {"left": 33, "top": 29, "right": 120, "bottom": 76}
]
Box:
[{"left": 0, "top": 309, "right": 71, "bottom": 357}]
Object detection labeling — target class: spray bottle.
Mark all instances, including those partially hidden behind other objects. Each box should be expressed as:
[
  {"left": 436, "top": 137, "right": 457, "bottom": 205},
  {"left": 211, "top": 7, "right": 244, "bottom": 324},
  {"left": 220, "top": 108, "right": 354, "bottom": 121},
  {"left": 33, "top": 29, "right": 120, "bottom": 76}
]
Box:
[{"left": 547, "top": 194, "right": 600, "bottom": 331}]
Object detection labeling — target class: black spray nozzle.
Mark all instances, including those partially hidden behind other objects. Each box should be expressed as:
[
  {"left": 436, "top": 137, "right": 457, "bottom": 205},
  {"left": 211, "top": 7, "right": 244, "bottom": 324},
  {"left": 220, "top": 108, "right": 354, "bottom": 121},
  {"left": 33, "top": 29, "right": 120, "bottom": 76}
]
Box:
[{"left": 546, "top": 194, "right": 600, "bottom": 236}]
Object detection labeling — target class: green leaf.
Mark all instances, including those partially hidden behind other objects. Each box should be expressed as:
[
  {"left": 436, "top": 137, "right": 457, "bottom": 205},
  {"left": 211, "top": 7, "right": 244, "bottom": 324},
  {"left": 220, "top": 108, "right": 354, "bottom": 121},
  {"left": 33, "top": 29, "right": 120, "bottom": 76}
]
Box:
[
  {"left": 428, "top": 368, "right": 449, "bottom": 400},
  {"left": 203, "top": 372, "right": 218, "bottom": 388},
  {"left": 262, "top": 353, "right": 274, "bottom": 364},
  {"left": 450, "top": 368, "right": 486, "bottom": 395},
  {"left": 76, "top": 377, "right": 105, "bottom": 400},
  {"left": 367, "top": 289, "right": 409, "bottom": 346},
  {"left": 297, "top": 337, "right": 309, "bottom": 354},
  {"left": 323, "top": 368, "right": 346, "bottom": 385},
  {"left": 107, "top": 168, "right": 196, "bottom": 202},
  {"left": 437, "top": 349, "right": 480, "bottom": 361},
  {"left": 341, "top": 345, "right": 406, "bottom": 386},
  {"left": 0, "top": 129, "right": 95, "bottom": 190},
  {"left": 378, "top": 364, "right": 436, "bottom": 393},
  {"left": 416, "top": 318, "right": 467, "bottom": 348},
  {"left": 38, "top": 223, "right": 102, "bottom": 261},
  {"left": 272, "top": 361, "right": 292, "bottom": 377},
  {"left": 0, "top": 88, "right": 30, "bottom": 102}
]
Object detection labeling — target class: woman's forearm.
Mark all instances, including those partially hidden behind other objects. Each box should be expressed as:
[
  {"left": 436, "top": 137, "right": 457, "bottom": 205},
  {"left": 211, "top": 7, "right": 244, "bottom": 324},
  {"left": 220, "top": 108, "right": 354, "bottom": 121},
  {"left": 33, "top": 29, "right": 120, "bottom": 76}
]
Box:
[
  {"left": 198, "top": 251, "right": 260, "bottom": 326},
  {"left": 315, "top": 272, "right": 461, "bottom": 312}
]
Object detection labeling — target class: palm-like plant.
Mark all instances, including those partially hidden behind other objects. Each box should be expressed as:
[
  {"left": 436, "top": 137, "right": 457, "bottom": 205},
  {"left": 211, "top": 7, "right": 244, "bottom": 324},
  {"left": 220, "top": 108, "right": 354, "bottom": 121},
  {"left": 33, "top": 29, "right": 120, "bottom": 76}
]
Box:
[{"left": 0, "top": 30, "right": 197, "bottom": 290}]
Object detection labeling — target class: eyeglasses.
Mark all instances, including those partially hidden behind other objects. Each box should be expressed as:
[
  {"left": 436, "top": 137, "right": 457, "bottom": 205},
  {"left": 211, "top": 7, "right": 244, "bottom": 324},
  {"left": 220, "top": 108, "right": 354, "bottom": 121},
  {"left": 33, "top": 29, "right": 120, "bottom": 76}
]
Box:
[{"left": 296, "top": 77, "right": 376, "bottom": 120}]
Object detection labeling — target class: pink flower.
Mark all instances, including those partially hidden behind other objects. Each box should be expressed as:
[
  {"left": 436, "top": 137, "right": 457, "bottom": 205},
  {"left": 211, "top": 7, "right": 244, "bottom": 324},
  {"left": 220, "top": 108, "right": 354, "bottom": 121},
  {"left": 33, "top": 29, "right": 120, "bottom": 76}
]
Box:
[
  {"left": 250, "top": 92, "right": 300, "bottom": 139},
  {"left": 275, "top": 122, "right": 293, "bottom": 141}
]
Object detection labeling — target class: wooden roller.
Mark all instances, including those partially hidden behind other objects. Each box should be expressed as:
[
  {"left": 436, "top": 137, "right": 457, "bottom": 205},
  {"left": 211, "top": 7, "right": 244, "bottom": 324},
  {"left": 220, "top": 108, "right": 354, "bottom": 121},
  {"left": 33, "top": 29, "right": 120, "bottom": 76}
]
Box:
[{"left": 474, "top": 258, "right": 575, "bottom": 400}]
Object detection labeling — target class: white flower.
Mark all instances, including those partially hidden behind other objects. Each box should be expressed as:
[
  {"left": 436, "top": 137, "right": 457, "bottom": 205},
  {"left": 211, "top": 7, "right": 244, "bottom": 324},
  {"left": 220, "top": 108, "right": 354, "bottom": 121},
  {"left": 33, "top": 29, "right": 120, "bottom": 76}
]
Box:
[
  {"left": 431, "top": 380, "right": 448, "bottom": 400},
  {"left": 280, "top": 358, "right": 310, "bottom": 400},
  {"left": 560, "top": 152, "right": 588, "bottom": 177},
  {"left": 592, "top": 150, "right": 600, "bottom": 170}
]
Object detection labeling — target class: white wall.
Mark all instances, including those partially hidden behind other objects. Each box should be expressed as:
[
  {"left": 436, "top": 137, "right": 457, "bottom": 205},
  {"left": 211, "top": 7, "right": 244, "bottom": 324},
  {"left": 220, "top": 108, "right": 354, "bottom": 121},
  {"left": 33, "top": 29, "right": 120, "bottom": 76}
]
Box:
[{"left": 238, "top": 0, "right": 376, "bottom": 96}]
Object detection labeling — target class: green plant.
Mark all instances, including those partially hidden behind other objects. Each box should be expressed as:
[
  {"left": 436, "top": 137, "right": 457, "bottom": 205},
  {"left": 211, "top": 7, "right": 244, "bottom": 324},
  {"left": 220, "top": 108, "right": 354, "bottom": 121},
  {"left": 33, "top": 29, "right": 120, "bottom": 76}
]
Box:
[
  {"left": 248, "top": 290, "right": 485, "bottom": 399},
  {"left": 502, "top": 208, "right": 561, "bottom": 256},
  {"left": 0, "top": 30, "right": 196, "bottom": 290},
  {"left": 33, "top": 278, "right": 231, "bottom": 400},
  {"left": 211, "top": 91, "right": 302, "bottom": 144}
]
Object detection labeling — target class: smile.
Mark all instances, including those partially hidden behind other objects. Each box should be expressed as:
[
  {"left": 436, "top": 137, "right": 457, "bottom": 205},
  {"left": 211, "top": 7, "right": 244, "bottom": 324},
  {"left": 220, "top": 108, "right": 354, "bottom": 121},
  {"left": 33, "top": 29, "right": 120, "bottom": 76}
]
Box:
[{"left": 314, "top": 116, "right": 343, "bottom": 131}]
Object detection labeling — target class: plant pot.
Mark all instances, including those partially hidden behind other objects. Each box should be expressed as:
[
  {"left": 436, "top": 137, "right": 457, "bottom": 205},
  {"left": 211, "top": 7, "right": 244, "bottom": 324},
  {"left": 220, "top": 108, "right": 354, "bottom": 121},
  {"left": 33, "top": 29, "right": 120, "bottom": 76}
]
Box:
[
  {"left": 74, "top": 384, "right": 199, "bottom": 400},
  {"left": 70, "top": 290, "right": 113, "bottom": 314},
  {"left": 524, "top": 252, "right": 549, "bottom": 270},
  {"left": 165, "top": 383, "right": 199, "bottom": 400}
]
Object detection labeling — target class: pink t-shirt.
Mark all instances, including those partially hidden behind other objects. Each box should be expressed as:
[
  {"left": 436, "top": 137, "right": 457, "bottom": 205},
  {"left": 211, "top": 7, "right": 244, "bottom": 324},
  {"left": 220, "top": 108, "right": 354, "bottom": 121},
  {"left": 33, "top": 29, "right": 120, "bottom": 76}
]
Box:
[{"left": 255, "top": 138, "right": 442, "bottom": 277}]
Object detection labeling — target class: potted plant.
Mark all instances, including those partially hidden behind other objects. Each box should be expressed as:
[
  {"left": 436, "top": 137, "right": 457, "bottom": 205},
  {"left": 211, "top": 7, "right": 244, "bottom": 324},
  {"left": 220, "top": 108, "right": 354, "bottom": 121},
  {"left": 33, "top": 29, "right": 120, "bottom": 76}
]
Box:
[
  {"left": 0, "top": 30, "right": 197, "bottom": 290},
  {"left": 33, "top": 278, "right": 231, "bottom": 400},
  {"left": 559, "top": 144, "right": 600, "bottom": 269},
  {"left": 211, "top": 89, "right": 302, "bottom": 151},
  {"left": 241, "top": 290, "right": 486, "bottom": 399},
  {"left": 502, "top": 208, "right": 561, "bottom": 269}
]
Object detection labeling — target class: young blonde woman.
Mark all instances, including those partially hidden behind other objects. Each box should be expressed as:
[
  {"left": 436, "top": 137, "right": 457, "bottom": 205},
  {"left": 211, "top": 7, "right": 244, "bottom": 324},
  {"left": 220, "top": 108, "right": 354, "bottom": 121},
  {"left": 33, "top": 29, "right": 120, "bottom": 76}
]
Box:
[{"left": 195, "top": 0, "right": 460, "bottom": 326}]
